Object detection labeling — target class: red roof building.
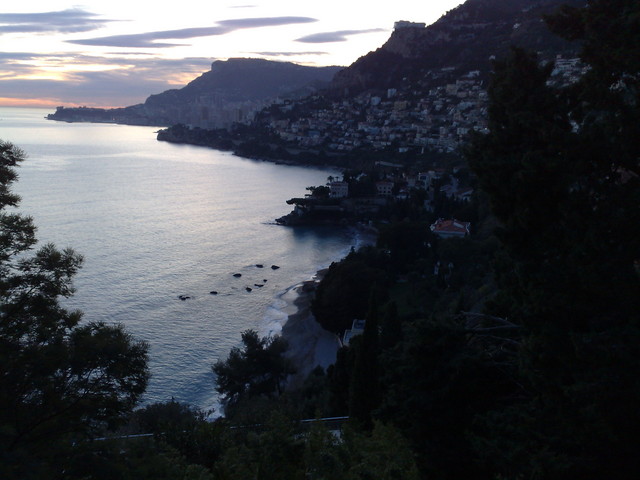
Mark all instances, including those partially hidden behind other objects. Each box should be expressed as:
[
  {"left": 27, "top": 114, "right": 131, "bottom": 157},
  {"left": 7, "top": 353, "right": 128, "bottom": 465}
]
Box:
[{"left": 430, "top": 218, "right": 471, "bottom": 238}]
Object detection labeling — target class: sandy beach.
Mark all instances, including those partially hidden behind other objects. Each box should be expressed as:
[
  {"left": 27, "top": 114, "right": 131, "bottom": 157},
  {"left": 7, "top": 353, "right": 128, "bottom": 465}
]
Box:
[{"left": 280, "top": 269, "right": 341, "bottom": 388}]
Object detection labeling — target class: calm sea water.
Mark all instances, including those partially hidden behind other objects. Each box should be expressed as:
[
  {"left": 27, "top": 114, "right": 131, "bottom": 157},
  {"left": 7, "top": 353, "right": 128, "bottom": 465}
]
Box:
[{"left": 0, "top": 107, "right": 359, "bottom": 412}]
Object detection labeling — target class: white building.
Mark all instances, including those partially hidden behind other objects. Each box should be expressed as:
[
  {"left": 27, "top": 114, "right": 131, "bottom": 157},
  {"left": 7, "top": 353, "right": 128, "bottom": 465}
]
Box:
[
  {"left": 329, "top": 181, "right": 349, "bottom": 198},
  {"left": 342, "top": 319, "right": 366, "bottom": 346},
  {"left": 376, "top": 181, "right": 394, "bottom": 197},
  {"left": 394, "top": 20, "right": 426, "bottom": 29}
]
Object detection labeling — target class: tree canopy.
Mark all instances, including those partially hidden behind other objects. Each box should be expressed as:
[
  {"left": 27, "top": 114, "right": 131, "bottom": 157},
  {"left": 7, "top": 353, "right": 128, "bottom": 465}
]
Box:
[
  {"left": 462, "top": 1, "right": 640, "bottom": 476},
  {"left": 212, "top": 329, "right": 295, "bottom": 415}
]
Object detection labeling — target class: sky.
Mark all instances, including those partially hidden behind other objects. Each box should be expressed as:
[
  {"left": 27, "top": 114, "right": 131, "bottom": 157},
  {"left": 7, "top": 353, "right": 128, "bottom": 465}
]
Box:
[{"left": 0, "top": 1, "right": 466, "bottom": 108}]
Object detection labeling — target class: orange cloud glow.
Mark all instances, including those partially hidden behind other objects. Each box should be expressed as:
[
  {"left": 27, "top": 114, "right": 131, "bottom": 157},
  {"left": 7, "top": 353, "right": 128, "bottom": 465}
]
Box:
[{"left": 0, "top": 97, "right": 121, "bottom": 109}]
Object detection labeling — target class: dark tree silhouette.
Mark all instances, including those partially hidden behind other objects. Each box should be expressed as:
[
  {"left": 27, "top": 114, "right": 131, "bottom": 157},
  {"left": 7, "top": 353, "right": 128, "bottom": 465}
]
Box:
[
  {"left": 212, "top": 329, "right": 295, "bottom": 413},
  {"left": 464, "top": 1, "right": 640, "bottom": 476},
  {"left": 0, "top": 141, "right": 149, "bottom": 477}
]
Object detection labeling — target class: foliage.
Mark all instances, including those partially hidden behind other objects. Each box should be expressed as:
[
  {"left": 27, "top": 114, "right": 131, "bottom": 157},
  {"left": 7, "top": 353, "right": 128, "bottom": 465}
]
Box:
[
  {"left": 348, "top": 294, "right": 381, "bottom": 430},
  {"left": 212, "top": 330, "right": 295, "bottom": 415},
  {"left": 376, "top": 221, "right": 434, "bottom": 273},
  {"left": 379, "top": 301, "right": 401, "bottom": 350},
  {"left": 463, "top": 1, "right": 640, "bottom": 476},
  {"left": 325, "top": 345, "right": 357, "bottom": 417},
  {"left": 217, "top": 411, "right": 305, "bottom": 480},
  {"left": 378, "top": 316, "right": 516, "bottom": 479},
  {"left": 217, "top": 412, "right": 418, "bottom": 480},
  {"left": 61, "top": 438, "right": 214, "bottom": 480},
  {"left": 311, "top": 247, "right": 389, "bottom": 335},
  {"left": 0, "top": 140, "right": 150, "bottom": 478},
  {"left": 292, "top": 365, "right": 332, "bottom": 419},
  {"left": 340, "top": 422, "right": 420, "bottom": 480},
  {"left": 306, "top": 185, "right": 330, "bottom": 198},
  {"left": 133, "top": 399, "right": 223, "bottom": 470}
]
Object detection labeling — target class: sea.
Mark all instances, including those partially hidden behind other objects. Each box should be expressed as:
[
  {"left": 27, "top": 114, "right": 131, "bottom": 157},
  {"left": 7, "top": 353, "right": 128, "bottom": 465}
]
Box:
[{"left": 0, "top": 107, "right": 362, "bottom": 413}]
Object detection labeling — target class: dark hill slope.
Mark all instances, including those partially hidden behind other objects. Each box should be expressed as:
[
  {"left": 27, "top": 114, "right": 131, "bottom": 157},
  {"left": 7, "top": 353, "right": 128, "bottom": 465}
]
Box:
[
  {"left": 331, "top": 0, "right": 586, "bottom": 93},
  {"left": 145, "top": 58, "right": 341, "bottom": 107}
]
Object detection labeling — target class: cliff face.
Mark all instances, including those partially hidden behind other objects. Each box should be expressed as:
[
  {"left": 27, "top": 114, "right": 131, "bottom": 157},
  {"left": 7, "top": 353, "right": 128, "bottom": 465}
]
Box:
[
  {"left": 189, "top": 58, "right": 340, "bottom": 101},
  {"left": 331, "top": 0, "right": 586, "bottom": 93},
  {"left": 132, "top": 58, "right": 340, "bottom": 127},
  {"left": 145, "top": 58, "right": 340, "bottom": 108}
]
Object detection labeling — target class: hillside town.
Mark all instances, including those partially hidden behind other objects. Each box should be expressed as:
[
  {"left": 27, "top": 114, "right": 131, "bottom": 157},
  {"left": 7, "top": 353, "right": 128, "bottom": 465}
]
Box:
[
  {"left": 261, "top": 54, "right": 585, "bottom": 155},
  {"left": 264, "top": 69, "right": 488, "bottom": 154}
]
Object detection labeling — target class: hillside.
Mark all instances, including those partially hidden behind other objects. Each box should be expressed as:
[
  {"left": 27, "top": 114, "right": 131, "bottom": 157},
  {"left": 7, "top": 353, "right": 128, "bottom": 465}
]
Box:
[
  {"left": 196, "top": 0, "right": 586, "bottom": 164},
  {"left": 331, "top": 0, "right": 586, "bottom": 93}
]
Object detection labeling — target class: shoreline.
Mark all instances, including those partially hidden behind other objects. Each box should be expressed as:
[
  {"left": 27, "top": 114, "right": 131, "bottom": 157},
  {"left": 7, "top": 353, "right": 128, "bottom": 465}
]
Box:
[
  {"left": 279, "top": 268, "right": 341, "bottom": 389},
  {"left": 276, "top": 225, "right": 377, "bottom": 388}
]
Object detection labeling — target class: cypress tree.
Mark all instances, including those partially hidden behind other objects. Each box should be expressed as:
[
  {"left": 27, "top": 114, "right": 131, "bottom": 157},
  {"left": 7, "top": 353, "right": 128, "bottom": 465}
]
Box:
[{"left": 348, "top": 291, "right": 381, "bottom": 430}]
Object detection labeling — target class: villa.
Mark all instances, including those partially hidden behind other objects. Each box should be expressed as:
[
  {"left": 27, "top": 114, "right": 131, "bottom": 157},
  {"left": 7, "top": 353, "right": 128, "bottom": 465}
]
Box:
[{"left": 430, "top": 218, "right": 471, "bottom": 238}]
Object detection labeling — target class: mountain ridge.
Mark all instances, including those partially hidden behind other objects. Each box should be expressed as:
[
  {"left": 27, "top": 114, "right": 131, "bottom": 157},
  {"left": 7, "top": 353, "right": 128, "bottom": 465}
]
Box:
[
  {"left": 47, "top": 58, "right": 341, "bottom": 128},
  {"left": 330, "top": 0, "right": 585, "bottom": 94}
]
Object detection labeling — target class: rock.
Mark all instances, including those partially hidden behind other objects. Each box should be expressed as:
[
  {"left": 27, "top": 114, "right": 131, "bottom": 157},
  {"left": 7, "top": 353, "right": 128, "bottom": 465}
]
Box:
[
  {"left": 245, "top": 287, "right": 252, "bottom": 292},
  {"left": 256, "top": 264, "right": 264, "bottom": 268},
  {"left": 233, "top": 273, "right": 242, "bottom": 277},
  {"left": 271, "top": 265, "right": 280, "bottom": 270},
  {"left": 210, "top": 291, "right": 218, "bottom": 295}
]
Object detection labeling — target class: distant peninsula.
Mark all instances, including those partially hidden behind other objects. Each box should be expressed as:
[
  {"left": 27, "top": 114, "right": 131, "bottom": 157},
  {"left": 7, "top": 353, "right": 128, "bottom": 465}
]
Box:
[{"left": 47, "top": 58, "right": 342, "bottom": 129}]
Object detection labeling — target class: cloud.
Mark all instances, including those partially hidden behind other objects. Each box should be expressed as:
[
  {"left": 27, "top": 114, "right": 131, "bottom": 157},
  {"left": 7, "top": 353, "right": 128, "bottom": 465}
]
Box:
[
  {"left": 0, "top": 74, "right": 169, "bottom": 107},
  {"left": 0, "top": 53, "right": 215, "bottom": 106},
  {"left": 0, "top": 50, "right": 212, "bottom": 73},
  {"left": 0, "top": 51, "right": 48, "bottom": 61},
  {"left": 296, "top": 28, "right": 386, "bottom": 43},
  {"left": 217, "top": 17, "right": 314, "bottom": 29},
  {"left": 69, "top": 31, "right": 216, "bottom": 49},
  {"left": 0, "top": 8, "right": 111, "bottom": 35},
  {"left": 0, "top": 52, "right": 69, "bottom": 78},
  {"left": 251, "top": 51, "right": 329, "bottom": 57},
  {"left": 70, "top": 16, "right": 318, "bottom": 48}
]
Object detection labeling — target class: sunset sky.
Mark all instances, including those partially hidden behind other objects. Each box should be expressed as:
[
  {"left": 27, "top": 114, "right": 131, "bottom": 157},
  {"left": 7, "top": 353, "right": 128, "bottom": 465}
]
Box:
[{"left": 1, "top": 1, "right": 465, "bottom": 108}]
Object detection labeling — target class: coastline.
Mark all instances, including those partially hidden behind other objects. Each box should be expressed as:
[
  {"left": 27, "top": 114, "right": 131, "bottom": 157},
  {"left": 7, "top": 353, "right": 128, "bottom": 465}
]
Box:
[
  {"left": 7, "top": 106, "right": 362, "bottom": 412},
  {"left": 279, "top": 269, "right": 341, "bottom": 389}
]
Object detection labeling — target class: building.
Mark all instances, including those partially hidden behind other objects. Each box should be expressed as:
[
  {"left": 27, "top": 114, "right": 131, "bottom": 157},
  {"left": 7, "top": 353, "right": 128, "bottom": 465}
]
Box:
[
  {"left": 430, "top": 218, "right": 471, "bottom": 238},
  {"left": 394, "top": 20, "right": 426, "bottom": 29},
  {"left": 376, "top": 181, "right": 394, "bottom": 197},
  {"left": 454, "top": 187, "right": 474, "bottom": 202},
  {"left": 416, "top": 172, "right": 431, "bottom": 189},
  {"left": 329, "top": 181, "right": 349, "bottom": 198},
  {"left": 342, "top": 319, "right": 366, "bottom": 346}
]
